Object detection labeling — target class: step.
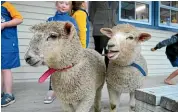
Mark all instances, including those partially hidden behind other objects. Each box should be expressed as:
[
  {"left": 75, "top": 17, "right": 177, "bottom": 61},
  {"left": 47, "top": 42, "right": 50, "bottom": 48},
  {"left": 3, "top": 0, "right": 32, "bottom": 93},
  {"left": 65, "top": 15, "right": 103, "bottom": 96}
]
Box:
[
  {"left": 135, "top": 100, "right": 171, "bottom": 112},
  {"left": 135, "top": 85, "right": 178, "bottom": 106},
  {"left": 160, "top": 94, "right": 178, "bottom": 112}
]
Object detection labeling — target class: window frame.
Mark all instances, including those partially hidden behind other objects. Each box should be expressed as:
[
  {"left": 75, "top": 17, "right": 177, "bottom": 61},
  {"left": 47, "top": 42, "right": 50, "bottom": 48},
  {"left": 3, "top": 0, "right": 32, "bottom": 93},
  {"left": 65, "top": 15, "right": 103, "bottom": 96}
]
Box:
[
  {"left": 117, "top": 1, "right": 178, "bottom": 32},
  {"left": 158, "top": 1, "right": 178, "bottom": 29},
  {"left": 119, "top": 1, "right": 152, "bottom": 25}
]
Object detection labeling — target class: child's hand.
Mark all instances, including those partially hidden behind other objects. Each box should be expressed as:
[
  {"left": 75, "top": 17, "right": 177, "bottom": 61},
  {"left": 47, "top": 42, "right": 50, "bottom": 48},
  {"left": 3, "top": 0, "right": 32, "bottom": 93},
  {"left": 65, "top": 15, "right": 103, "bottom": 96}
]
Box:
[
  {"left": 151, "top": 48, "right": 156, "bottom": 51},
  {"left": 1, "top": 23, "right": 6, "bottom": 30}
]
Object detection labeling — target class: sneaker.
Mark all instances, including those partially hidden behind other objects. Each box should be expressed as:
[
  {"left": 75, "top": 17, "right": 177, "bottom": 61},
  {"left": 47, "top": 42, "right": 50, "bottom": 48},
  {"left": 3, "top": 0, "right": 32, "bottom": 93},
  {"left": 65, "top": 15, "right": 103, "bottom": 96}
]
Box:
[
  {"left": 44, "top": 90, "right": 56, "bottom": 104},
  {"left": 1, "top": 93, "right": 15, "bottom": 107}
]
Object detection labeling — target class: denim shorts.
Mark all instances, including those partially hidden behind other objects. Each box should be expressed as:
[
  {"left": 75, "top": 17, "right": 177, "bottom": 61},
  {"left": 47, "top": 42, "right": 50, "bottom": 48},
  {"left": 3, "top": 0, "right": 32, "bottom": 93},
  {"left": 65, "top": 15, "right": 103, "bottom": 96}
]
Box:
[
  {"left": 1, "top": 52, "right": 20, "bottom": 69},
  {"left": 170, "top": 57, "right": 178, "bottom": 67}
]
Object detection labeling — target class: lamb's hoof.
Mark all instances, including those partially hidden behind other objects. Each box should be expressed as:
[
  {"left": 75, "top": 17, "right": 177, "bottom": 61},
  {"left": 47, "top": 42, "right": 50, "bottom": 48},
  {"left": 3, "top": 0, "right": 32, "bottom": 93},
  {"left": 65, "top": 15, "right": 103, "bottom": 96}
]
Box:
[{"left": 130, "top": 106, "right": 135, "bottom": 112}]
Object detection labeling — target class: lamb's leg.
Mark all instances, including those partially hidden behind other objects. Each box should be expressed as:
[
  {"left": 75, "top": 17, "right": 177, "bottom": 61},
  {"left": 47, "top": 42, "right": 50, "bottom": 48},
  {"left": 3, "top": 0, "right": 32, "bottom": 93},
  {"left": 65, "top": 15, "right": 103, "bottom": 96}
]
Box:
[
  {"left": 108, "top": 86, "right": 121, "bottom": 112},
  {"left": 129, "top": 92, "right": 135, "bottom": 112},
  {"left": 94, "top": 85, "right": 103, "bottom": 112},
  {"left": 75, "top": 93, "right": 95, "bottom": 112},
  {"left": 61, "top": 103, "right": 75, "bottom": 112}
]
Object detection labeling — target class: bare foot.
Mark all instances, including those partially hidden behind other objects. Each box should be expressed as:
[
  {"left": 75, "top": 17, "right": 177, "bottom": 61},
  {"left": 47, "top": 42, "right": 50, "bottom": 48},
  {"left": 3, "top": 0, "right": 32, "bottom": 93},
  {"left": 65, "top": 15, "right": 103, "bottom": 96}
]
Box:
[{"left": 164, "top": 79, "right": 176, "bottom": 85}]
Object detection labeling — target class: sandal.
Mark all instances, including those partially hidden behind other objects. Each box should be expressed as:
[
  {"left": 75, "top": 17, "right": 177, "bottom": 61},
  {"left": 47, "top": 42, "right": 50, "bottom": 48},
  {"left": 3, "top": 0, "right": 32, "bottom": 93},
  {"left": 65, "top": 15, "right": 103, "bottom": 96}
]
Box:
[{"left": 44, "top": 90, "right": 56, "bottom": 104}]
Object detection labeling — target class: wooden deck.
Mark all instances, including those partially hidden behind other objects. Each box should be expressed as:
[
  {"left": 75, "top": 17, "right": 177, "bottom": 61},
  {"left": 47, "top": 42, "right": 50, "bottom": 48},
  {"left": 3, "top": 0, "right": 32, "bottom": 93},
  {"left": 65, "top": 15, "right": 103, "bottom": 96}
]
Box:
[{"left": 2, "top": 75, "right": 178, "bottom": 112}]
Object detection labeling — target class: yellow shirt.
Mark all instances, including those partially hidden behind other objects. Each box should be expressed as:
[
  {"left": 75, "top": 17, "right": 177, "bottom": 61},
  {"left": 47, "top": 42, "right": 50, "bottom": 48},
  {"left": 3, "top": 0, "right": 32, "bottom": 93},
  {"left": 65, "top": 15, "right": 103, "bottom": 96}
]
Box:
[
  {"left": 2, "top": 2, "right": 23, "bottom": 20},
  {"left": 72, "top": 10, "right": 87, "bottom": 48}
]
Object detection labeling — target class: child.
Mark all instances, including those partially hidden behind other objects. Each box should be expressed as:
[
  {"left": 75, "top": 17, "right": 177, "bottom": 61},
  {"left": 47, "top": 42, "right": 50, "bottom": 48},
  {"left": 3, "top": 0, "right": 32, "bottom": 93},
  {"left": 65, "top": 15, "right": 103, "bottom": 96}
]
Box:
[
  {"left": 44, "top": 1, "right": 78, "bottom": 104},
  {"left": 151, "top": 33, "right": 178, "bottom": 85},
  {"left": 72, "top": 1, "right": 90, "bottom": 48},
  {"left": 1, "top": 1, "right": 23, "bottom": 107},
  {"left": 47, "top": 1, "right": 78, "bottom": 29}
]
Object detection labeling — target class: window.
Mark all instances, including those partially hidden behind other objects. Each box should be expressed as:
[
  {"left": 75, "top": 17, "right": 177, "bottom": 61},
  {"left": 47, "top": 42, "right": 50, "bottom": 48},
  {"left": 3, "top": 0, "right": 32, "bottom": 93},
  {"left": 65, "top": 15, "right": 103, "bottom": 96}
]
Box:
[
  {"left": 119, "top": 1, "right": 151, "bottom": 25},
  {"left": 159, "top": 1, "right": 178, "bottom": 29},
  {"left": 117, "top": 1, "right": 177, "bottom": 31}
]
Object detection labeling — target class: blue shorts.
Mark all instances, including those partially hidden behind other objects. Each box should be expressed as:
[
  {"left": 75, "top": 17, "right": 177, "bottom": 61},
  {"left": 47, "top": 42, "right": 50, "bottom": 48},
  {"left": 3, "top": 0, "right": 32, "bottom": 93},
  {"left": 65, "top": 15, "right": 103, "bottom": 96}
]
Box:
[
  {"left": 1, "top": 52, "right": 20, "bottom": 69},
  {"left": 170, "top": 58, "right": 178, "bottom": 67}
]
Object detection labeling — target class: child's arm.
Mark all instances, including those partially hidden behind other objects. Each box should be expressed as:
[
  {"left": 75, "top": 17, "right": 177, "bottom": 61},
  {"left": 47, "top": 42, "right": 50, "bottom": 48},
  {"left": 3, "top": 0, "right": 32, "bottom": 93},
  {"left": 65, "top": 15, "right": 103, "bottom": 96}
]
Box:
[
  {"left": 46, "top": 17, "right": 52, "bottom": 22},
  {"left": 151, "top": 34, "right": 178, "bottom": 51},
  {"left": 1, "top": 19, "right": 23, "bottom": 30},
  {"left": 1, "top": 2, "right": 23, "bottom": 30},
  {"left": 73, "top": 11, "right": 87, "bottom": 48},
  {"left": 71, "top": 19, "right": 79, "bottom": 33}
]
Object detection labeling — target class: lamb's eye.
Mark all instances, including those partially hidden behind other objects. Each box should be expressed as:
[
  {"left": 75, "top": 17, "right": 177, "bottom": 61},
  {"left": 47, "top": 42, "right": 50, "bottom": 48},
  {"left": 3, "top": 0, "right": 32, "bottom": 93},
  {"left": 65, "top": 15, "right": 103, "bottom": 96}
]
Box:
[
  {"left": 127, "top": 36, "right": 134, "bottom": 40},
  {"left": 50, "top": 34, "right": 57, "bottom": 39},
  {"left": 47, "top": 33, "right": 58, "bottom": 41}
]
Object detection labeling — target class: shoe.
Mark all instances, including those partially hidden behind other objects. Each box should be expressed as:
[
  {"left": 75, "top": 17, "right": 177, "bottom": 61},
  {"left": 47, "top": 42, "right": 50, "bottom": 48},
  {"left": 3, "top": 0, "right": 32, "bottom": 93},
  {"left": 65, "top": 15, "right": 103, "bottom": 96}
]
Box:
[
  {"left": 44, "top": 91, "right": 56, "bottom": 104},
  {"left": 1, "top": 93, "right": 15, "bottom": 107}
]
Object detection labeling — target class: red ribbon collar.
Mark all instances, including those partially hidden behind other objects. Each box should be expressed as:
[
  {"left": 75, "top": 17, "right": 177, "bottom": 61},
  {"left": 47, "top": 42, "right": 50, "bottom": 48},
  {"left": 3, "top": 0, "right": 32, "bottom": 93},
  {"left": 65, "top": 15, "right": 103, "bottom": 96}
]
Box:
[{"left": 38, "top": 65, "right": 73, "bottom": 83}]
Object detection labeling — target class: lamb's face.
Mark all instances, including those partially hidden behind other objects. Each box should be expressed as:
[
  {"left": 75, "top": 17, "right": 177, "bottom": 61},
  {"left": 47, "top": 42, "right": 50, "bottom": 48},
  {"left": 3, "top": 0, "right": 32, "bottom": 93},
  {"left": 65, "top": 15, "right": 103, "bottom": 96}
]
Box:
[
  {"left": 24, "top": 31, "right": 46, "bottom": 66},
  {"left": 100, "top": 24, "right": 151, "bottom": 61},
  {"left": 25, "top": 22, "right": 80, "bottom": 68},
  {"left": 106, "top": 31, "right": 140, "bottom": 60}
]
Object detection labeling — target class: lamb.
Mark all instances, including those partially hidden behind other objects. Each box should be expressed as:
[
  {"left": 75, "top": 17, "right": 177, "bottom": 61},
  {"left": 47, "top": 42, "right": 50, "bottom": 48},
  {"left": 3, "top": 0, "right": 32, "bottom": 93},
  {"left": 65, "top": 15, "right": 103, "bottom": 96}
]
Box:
[
  {"left": 24, "top": 21, "right": 106, "bottom": 112},
  {"left": 100, "top": 24, "right": 151, "bottom": 112}
]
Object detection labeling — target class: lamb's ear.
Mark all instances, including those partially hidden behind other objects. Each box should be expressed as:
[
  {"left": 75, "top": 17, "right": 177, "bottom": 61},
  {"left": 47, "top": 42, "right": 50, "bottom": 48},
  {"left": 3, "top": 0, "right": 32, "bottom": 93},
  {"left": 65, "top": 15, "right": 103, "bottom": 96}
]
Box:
[
  {"left": 64, "top": 22, "right": 75, "bottom": 39},
  {"left": 138, "top": 33, "right": 151, "bottom": 42},
  {"left": 100, "top": 28, "right": 113, "bottom": 38}
]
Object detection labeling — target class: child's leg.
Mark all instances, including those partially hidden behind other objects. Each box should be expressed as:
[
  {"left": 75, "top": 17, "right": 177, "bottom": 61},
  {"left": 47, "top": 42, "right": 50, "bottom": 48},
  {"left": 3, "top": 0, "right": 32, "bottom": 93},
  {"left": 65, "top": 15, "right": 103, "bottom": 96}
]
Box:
[
  {"left": 47, "top": 76, "right": 55, "bottom": 98},
  {"left": 49, "top": 76, "right": 53, "bottom": 91},
  {"left": 44, "top": 76, "right": 56, "bottom": 104},
  {"left": 1, "top": 71, "right": 4, "bottom": 93},
  {"left": 1, "top": 69, "right": 15, "bottom": 107},
  {"left": 2, "top": 69, "right": 13, "bottom": 94},
  {"left": 164, "top": 69, "right": 178, "bottom": 85}
]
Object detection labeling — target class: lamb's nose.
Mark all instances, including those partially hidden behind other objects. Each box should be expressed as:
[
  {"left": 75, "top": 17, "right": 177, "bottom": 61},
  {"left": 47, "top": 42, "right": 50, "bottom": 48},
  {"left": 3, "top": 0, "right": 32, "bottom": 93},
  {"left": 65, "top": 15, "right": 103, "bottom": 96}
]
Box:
[
  {"left": 25, "top": 56, "right": 32, "bottom": 62},
  {"left": 108, "top": 44, "right": 115, "bottom": 48}
]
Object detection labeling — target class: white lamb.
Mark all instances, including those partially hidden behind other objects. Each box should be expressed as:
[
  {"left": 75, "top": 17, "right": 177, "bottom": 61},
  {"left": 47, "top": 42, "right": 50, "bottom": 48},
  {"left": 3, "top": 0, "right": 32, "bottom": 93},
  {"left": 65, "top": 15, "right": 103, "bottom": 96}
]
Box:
[
  {"left": 24, "top": 21, "right": 106, "bottom": 112},
  {"left": 100, "top": 24, "right": 151, "bottom": 112}
]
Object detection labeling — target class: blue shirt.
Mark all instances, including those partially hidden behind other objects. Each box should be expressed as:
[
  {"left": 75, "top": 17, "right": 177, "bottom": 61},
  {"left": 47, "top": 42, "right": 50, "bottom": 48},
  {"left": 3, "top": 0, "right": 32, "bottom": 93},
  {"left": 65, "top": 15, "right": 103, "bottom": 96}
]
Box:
[
  {"left": 155, "top": 33, "right": 178, "bottom": 62},
  {"left": 155, "top": 34, "right": 178, "bottom": 49},
  {"left": 47, "top": 11, "right": 78, "bottom": 32},
  {"left": 1, "top": 1, "right": 22, "bottom": 53}
]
